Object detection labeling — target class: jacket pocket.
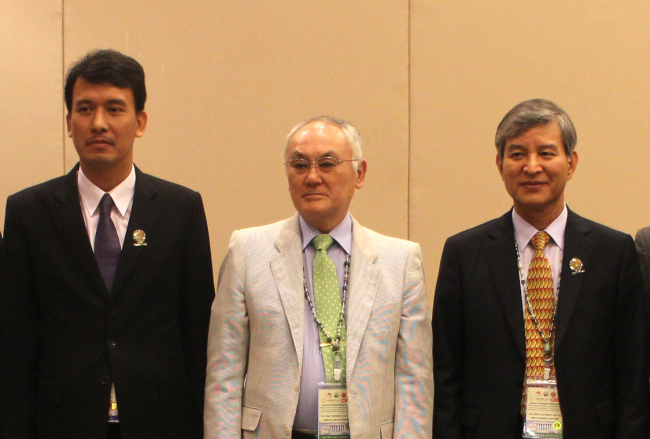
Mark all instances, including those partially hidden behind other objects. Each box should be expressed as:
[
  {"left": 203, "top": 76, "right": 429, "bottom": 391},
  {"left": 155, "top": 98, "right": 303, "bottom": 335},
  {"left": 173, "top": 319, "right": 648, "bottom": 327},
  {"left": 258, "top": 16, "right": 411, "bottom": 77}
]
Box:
[
  {"left": 242, "top": 405, "right": 262, "bottom": 431},
  {"left": 380, "top": 421, "right": 394, "bottom": 438},
  {"left": 596, "top": 400, "right": 615, "bottom": 425},
  {"left": 36, "top": 377, "right": 63, "bottom": 404}
]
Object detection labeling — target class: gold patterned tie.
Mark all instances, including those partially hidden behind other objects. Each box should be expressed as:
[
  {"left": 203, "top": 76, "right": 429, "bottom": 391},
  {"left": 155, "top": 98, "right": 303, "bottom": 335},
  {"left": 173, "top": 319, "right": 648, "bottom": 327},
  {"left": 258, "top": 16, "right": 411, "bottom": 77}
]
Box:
[
  {"left": 312, "top": 234, "right": 347, "bottom": 382},
  {"left": 521, "top": 231, "right": 555, "bottom": 413}
]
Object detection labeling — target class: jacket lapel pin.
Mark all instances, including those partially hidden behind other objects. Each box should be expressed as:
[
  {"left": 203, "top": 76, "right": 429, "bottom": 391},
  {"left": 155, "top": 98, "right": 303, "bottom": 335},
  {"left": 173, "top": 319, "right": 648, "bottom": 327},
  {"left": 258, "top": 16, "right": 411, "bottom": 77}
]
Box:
[
  {"left": 569, "top": 257, "right": 584, "bottom": 275},
  {"left": 133, "top": 229, "right": 147, "bottom": 246}
]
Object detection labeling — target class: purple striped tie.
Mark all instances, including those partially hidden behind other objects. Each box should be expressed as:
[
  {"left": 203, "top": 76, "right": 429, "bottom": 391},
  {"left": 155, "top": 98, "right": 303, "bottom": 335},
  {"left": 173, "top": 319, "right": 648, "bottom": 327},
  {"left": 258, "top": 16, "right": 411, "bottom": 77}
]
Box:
[{"left": 94, "top": 194, "right": 121, "bottom": 294}]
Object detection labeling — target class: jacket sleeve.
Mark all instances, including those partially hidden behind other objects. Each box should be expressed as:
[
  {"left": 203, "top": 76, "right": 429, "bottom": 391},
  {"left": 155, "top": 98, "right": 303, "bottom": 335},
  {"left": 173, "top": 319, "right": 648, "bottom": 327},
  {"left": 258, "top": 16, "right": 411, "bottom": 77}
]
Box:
[
  {"left": 394, "top": 243, "right": 434, "bottom": 439},
  {"left": 614, "top": 235, "right": 650, "bottom": 438},
  {"left": 0, "top": 195, "right": 39, "bottom": 438},
  {"left": 178, "top": 192, "right": 216, "bottom": 438},
  {"left": 432, "top": 238, "right": 464, "bottom": 438},
  {"left": 204, "top": 230, "right": 250, "bottom": 439}
]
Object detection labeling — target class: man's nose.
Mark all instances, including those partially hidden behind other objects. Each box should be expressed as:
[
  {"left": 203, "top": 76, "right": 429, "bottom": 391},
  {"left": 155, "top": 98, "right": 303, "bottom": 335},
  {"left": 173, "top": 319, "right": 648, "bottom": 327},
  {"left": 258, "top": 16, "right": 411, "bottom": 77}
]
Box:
[{"left": 91, "top": 109, "right": 108, "bottom": 132}]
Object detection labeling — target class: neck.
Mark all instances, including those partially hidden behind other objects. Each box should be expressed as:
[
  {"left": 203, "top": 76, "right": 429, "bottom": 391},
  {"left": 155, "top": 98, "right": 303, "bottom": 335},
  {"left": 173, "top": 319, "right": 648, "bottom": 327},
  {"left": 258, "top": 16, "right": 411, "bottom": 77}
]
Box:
[
  {"left": 80, "top": 163, "right": 132, "bottom": 192},
  {"left": 305, "top": 215, "right": 346, "bottom": 235},
  {"left": 514, "top": 203, "right": 564, "bottom": 231}
]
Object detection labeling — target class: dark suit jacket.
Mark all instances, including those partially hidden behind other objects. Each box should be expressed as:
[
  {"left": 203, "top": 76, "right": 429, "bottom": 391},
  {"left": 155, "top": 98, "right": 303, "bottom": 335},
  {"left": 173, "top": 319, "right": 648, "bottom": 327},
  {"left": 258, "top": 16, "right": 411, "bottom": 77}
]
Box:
[
  {"left": 635, "top": 227, "right": 650, "bottom": 294},
  {"left": 433, "top": 209, "right": 648, "bottom": 439},
  {"left": 0, "top": 165, "right": 215, "bottom": 439}
]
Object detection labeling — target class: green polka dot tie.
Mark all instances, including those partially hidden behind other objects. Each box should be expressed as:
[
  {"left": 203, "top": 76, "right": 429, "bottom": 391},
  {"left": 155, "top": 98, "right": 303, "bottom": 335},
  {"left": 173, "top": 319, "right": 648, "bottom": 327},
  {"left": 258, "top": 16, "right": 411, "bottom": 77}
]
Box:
[{"left": 312, "top": 234, "right": 347, "bottom": 382}]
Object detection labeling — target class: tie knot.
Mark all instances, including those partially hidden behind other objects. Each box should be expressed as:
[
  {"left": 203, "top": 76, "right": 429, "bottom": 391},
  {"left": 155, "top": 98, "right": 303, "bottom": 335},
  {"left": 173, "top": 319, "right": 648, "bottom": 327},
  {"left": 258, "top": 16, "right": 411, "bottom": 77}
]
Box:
[
  {"left": 313, "top": 234, "right": 334, "bottom": 251},
  {"left": 532, "top": 231, "right": 551, "bottom": 251},
  {"left": 99, "top": 193, "right": 115, "bottom": 216}
]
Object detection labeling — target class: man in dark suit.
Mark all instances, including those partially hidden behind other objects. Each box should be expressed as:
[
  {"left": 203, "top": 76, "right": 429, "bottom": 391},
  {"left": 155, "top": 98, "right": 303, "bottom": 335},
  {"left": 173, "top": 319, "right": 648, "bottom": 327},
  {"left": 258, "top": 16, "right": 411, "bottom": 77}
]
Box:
[
  {"left": 636, "top": 228, "right": 650, "bottom": 293},
  {"left": 0, "top": 49, "right": 215, "bottom": 439},
  {"left": 433, "top": 99, "right": 648, "bottom": 438}
]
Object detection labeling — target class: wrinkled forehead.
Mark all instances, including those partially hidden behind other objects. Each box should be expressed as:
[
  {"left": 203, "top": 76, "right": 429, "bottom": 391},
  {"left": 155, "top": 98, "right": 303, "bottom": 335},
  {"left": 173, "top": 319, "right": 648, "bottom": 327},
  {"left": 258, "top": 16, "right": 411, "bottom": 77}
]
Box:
[{"left": 287, "top": 122, "right": 350, "bottom": 158}]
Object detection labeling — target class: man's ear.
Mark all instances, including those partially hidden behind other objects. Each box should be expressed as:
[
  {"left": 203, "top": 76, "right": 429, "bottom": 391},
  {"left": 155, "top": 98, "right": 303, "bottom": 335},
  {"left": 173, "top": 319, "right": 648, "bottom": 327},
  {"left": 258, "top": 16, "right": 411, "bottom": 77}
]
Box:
[
  {"left": 355, "top": 159, "right": 367, "bottom": 189},
  {"left": 135, "top": 111, "right": 148, "bottom": 138}
]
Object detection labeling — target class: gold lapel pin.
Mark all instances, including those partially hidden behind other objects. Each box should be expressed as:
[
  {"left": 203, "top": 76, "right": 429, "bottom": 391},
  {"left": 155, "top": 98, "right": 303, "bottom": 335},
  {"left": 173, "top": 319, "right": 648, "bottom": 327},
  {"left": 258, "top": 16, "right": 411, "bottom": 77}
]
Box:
[
  {"left": 133, "top": 230, "right": 147, "bottom": 246},
  {"left": 569, "top": 257, "right": 584, "bottom": 275}
]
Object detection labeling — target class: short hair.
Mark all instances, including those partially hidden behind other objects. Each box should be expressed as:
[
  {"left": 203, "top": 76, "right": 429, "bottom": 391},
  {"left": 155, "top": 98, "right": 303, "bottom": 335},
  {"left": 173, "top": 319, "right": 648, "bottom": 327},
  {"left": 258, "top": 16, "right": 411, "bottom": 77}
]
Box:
[
  {"left": 495, "top": 99, "right": 577, "bottom": 158},
  {"left": 284, "top": 116, "right": 363, "bottom": 171},
  {"left": 65, "top": 49, "right": 147, "bottom": 113}
]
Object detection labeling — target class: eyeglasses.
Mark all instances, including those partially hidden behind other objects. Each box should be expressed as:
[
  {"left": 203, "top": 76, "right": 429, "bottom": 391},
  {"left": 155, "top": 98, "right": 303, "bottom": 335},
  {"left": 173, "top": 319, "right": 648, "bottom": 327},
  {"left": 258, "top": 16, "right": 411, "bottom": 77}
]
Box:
[{"left": 285, "top": 157, "right": 360, "bottom": 174}]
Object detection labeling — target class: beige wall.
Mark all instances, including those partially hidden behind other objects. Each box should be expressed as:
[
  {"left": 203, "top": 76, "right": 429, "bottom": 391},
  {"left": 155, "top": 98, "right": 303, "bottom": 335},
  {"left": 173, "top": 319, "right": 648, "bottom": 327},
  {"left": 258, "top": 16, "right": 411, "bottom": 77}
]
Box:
[{"left": 3, "top": 1, "right": 650, "bottom": 308}]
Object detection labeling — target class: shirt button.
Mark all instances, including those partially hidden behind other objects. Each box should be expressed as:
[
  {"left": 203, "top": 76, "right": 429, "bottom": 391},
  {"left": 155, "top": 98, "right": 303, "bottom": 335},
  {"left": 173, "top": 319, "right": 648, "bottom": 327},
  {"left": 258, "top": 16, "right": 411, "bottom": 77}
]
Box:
[
  {"left": 108, "top": 340, "right": 116, "bottom": 349},
  {"left": 294, "top": 383, "right": 300, "bottom": 392},
  {"left": 284, "top": 426, "right": 291, "bottom": 436}
]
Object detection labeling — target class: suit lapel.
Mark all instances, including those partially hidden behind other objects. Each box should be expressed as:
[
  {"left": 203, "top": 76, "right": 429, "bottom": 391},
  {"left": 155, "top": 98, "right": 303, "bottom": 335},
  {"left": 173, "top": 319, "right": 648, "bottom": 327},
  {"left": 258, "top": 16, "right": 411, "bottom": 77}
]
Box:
[
  {"left": 555, "top": 209, "right": 592, "bottom": 347},
  {"left": 345, "top": 219, "right": 381, "bottom": 380},
  {"left": 485, "top": 212, "right": 527, "bottom": 362},
  {"left": 111, "top": 168, "right": 161, "bottom": 298},
  {"left": 51, "top": 165, "right": 108, "bottom": 299},
  {"left": 270, "top": 216, "right": 306, "bottom": 367}
]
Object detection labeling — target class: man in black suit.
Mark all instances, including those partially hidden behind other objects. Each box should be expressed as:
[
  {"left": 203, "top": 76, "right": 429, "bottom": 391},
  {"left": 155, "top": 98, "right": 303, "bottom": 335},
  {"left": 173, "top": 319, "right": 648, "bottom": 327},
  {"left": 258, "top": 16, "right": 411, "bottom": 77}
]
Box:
[
  {"left": 433, "top": 99, "right": 648, "bottom": 438},
  {"left": 0, "top": 49, "right": 215, "bottom": 439}
]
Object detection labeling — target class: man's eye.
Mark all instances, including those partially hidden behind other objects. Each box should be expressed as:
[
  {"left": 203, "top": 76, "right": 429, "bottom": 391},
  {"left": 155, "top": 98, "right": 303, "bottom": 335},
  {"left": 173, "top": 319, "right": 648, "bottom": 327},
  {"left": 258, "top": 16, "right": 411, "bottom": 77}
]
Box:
[
  {"left": 509, "top": 152, "right": 524, "bottom": 158},
  {"left": 318, "top": 160, "right": 337, "bottom": 168},
  {"left": 108, "top": 107, "right": 123, "bottom": 113},
  {"left": 77, "top": 106, "right": 91, "bottom": 113},
  {"left": 291, "top": 161, "right": 309, "bottom": 170}
]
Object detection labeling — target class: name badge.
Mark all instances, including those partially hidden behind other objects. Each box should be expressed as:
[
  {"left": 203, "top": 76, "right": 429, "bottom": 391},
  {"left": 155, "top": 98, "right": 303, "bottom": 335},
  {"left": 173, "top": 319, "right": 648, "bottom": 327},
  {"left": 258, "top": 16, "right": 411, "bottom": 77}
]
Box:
[
  {"left": 524, "top": 379, "right": 563, "bottom": 438},
  {"left": 317, "top": 383, "right": 350, "bottom": 439},
  {"left": 109, "top": 384, "right": 119, "bottom": 422}
]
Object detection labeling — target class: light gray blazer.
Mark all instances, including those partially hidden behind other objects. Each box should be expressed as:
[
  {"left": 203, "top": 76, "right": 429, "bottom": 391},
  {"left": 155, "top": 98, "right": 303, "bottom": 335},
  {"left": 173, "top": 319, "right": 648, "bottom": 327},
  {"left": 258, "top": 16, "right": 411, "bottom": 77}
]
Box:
[{"left": 204, "top": 215, "right": 433, "bottom": 438}]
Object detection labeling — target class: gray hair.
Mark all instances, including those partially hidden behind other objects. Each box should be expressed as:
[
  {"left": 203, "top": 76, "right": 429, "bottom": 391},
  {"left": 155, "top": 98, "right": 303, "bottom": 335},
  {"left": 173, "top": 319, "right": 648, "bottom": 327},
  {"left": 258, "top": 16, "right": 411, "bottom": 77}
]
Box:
[
  {"left": 284, "top": 116, "right": 363, "bottom": 171},
  {"left": 495, "top": 99, "right": 577, "bottom": 158}
]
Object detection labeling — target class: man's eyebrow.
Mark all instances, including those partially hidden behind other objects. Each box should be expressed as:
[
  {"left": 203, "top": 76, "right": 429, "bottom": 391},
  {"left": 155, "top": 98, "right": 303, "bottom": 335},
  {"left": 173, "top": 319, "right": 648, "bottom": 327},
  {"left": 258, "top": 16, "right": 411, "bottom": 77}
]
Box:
[
  {"left": 106, "top": 99, "right": 127, "bottom": 106},
  {"left": 506, "top": 142, "right": 558, "bottom": 150},
  {"left": 74, "top": 99, "right": 93, "bottom": 108},
  {"left": 74, "top": 98, "right": 128, "bottom": 108},
  {"left": 290, "top": 150, "right": 338, "bottom": 159}
]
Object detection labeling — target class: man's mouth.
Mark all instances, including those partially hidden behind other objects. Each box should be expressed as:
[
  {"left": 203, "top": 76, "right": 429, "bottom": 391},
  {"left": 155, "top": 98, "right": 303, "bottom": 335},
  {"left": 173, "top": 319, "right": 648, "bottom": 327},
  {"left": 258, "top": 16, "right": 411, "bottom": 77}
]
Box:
[
  {"left": 86, "top": 137, "right": 114, "bottom": 146},
  {"left": 520, "top": 180, "right": 547, "bottom": 188}
]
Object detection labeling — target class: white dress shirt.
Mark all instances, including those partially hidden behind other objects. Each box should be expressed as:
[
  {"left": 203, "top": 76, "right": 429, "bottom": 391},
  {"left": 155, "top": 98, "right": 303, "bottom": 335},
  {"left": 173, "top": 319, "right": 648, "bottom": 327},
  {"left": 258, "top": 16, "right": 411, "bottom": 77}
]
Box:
[
  {"left": 77, "top": 165, "right": 135, "bottom": 250},
  {"left": 512, "top": 205, "right": 568, "bottom": 314}
]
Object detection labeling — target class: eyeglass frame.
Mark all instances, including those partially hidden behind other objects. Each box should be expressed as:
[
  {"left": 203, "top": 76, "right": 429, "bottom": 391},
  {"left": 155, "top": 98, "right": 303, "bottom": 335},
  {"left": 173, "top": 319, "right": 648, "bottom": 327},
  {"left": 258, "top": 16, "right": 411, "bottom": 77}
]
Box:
[{"left": 284, "top": 156, "right": 361, "bottom": 173}]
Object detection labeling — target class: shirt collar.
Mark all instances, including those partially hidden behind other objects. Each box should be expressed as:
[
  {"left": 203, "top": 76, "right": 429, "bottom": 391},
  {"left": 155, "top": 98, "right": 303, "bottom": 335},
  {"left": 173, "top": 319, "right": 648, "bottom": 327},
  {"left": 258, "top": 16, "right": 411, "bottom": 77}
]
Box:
[
  {"left": 299, "top": 213, "right": 353, "bottom": 255},
  {"left": 512, "top": 204, "right": 568, "bottom": 252},
  {"left": 77, "top": 165, "right": 136, "bottom": 218}
]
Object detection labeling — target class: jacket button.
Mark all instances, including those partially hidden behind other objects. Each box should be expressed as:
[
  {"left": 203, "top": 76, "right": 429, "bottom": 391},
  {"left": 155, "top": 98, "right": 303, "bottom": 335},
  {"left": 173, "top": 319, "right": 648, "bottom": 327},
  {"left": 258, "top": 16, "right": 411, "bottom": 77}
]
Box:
[
  {"left": 101, "top": 375, "right": 111, "bottom": 384},
  {"left": 294, "top": 383, "right": 300, "bottom": 392},
  {"left": 108, "top": 306, "right": 116, "bottom": 315},
  {"left": 108, "top": 340, "right": 116, "bottom": 349},
  {"left": 284, "top": 426, "right": 291, "bottom": 435}
]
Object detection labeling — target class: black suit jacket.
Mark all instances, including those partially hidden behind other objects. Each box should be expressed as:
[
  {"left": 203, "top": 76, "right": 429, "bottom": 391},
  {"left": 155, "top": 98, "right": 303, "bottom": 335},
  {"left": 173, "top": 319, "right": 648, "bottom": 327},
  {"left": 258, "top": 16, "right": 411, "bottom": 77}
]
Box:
[
  {"left": 635, "top": 227, "right": 650, "bottom": 294},
  {"left": 433, "top": 209, "right": 648, "bottom": 439},
  {"left": 0, "top": 165, "right": 215, "bottom": 439}
]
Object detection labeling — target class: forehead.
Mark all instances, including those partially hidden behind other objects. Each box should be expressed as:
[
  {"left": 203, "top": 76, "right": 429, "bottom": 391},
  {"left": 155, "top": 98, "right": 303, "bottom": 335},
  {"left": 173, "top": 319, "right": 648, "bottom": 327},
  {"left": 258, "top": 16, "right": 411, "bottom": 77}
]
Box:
[
  {"left": 72, "top": 78, "right": 135, "bottom": 105},
  {"left": 288, "top": 122, "right": 350, "bottom": 157},
  {"left": 504, "top": 121, "right": 563, "bottom": 149}
]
